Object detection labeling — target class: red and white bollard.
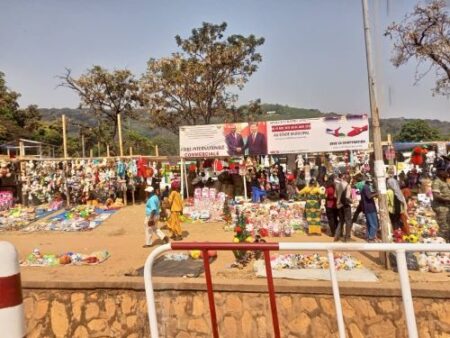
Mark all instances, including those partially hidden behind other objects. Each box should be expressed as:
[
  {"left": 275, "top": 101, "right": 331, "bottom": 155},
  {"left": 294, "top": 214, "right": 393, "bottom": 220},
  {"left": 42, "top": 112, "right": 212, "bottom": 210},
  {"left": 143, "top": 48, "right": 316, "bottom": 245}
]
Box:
[{"left": 0, "top": 241, "right": 25, "bottom": 338}]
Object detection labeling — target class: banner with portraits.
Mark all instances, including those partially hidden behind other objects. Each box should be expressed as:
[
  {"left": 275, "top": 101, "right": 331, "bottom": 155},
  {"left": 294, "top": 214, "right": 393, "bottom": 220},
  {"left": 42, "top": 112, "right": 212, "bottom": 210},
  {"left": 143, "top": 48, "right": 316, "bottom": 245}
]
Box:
[{"left": 179, "top": 115, "right": 369, "bottom": 158}]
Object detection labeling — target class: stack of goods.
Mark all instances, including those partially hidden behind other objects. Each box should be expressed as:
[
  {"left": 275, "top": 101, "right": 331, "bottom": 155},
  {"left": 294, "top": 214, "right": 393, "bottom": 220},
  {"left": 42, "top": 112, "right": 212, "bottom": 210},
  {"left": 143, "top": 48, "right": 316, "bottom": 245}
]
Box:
[
  {"left": 22, "top": 205, "right": 117, "bottom": 232},
  {"left": 0, "top": 191, "right": 14, "bottom": 211},
  {"left": 183, "top": 187, "right": 226, "bottom": 221},
  {"left": 224, "top": 201, "right": 307, "bottom": 236},
  {"left": 393, "top": 226, "right": 449, "bottom": 273},
  {"left": 298, "top": 185, "right": 326, "bottom": 235},
  {"left": 263, "top": 253, "right": 363, "bottom": 271},
  {"left": 20, "top": 248, "right": 110, "bottom": 266},
  {"left": 0, "top": 203, "right": 64, "bottom": 231},
  {"left": 20, "top": 159, "right": 180, "bottom": 206},
  {"left": 417, "top": 237, "right": 450, "bottom": 273}
]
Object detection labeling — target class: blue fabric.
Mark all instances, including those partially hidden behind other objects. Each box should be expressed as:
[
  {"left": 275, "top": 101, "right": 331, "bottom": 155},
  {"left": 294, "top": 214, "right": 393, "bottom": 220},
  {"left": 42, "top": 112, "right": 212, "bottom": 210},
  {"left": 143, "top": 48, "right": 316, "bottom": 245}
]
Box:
[
  {"left": 361, "top": 185, "right": 377, "bottom": 213},
  {"left": 366, "top": 212, "right": 379, "bottom": 239},
  {"left": 146, "top": 195, "right": 160, "bottom": 216},
  {"left": 251, "top": 186, "right": 267, "bottom": 203}
]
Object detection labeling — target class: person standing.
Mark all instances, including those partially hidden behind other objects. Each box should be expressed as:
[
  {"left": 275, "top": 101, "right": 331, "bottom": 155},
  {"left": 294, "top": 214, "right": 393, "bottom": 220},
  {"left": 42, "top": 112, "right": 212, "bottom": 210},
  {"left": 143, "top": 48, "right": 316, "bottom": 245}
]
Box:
[
  {"left": 361, "top": 178, "right": 379, "bottom": 242},
  {"left": 325, "top": 176, "right": 338, "bottom": 237},
  {"left": 246, "top": 122, "right": 267, "bottom": 155},
  {"left": 431, "top": 166, "right": 450, "bottom": 242},
  {"left": 225, "top": 125, "right": 245, "bottom": 156},
  {"left": 143, "top": 187, "right": 169, "bottom": 248},
  {"left": 167, "top": 182, "right": 184, "bottom": 241},
  {"left": 334, "top": 174, "right": 353, "bottom": 242}
]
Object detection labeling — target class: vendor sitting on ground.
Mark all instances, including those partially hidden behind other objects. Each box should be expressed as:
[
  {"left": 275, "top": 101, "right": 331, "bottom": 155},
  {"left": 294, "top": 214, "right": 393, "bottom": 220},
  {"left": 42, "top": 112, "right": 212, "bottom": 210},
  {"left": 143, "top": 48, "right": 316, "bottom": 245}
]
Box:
[{"left": 251, "top": 173, "right": 267, "bottom": 203}]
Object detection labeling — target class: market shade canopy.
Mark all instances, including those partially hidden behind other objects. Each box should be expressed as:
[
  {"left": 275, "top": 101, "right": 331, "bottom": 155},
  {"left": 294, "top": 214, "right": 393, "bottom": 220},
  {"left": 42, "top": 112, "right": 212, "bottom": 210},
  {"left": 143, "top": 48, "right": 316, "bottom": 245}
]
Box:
[{"left": 179, "top": 115, "right": 370, "bottom": 158}]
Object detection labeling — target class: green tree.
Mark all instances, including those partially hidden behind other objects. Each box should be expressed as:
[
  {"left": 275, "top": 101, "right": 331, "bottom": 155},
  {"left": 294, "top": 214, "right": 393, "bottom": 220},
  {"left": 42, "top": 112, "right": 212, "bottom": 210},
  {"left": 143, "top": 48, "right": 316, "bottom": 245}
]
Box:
[
  {"left": 13, "top": 104, "right": 42, "bottom": 131},
  {"left": 396, "top": 120, "right": 442, "bottom": 142},
  {"left": 142, "top": 22, "right": 264, "bottom": 134},
  {"left": 59, "top": 66, "right": 146, "bottom": 145},
  {"left": 385, "top": 0, "right": 450, "bottom": 96}
]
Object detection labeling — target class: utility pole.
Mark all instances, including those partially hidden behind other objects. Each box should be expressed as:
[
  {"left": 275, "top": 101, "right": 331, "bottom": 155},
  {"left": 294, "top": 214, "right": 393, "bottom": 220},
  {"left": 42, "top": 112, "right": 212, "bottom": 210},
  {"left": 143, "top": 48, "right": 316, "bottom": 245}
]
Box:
[{"left": 362, "top": 0, "right": 392, "bottom": 246}]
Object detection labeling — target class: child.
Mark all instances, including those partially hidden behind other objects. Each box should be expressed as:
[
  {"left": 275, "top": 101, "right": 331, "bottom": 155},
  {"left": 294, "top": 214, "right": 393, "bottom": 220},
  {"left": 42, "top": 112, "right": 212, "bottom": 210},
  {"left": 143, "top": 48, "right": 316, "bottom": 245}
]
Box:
[
  {"left": 167, "top": 181, "right": 183, "bottom": 240},
  {"left": 143, "top": 187, "right": 169, "bottom": 247}
]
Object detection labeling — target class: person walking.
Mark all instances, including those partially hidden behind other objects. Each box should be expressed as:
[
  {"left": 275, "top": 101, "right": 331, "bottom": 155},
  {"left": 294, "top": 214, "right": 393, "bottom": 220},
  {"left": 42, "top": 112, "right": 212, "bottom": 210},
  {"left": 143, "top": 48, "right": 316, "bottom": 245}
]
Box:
[
  {"left": 143, "top": 187, "right": 169, "bottom": 248},
  {"left": 431, "top": 166, "right": 450, "bottom": 242},
  {"left": 361, "top": 178, "right": 379, "bottom": 242},
  {"left": 334, "top": 174, "right": 353, "bottom": 242},
  {"left": 325, "top": 176, "right": 338, "bottom": 237},
  {"left": 167, "top": 181, "right": 184, "bottom": 241}
]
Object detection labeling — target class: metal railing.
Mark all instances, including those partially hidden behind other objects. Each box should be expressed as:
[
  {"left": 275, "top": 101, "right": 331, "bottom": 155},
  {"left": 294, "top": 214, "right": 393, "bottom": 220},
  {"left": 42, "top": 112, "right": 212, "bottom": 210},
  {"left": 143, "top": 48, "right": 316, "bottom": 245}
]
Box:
[{"left": 144, "top": 242, "right": 450, "bottom": 338}]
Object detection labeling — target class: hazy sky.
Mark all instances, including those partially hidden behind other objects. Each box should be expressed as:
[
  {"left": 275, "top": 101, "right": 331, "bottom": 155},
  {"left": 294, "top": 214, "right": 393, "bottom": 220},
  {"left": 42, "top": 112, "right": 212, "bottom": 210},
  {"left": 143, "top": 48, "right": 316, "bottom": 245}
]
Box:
[{"left": 0, "top": 0, "right": 449, "bottom": 120}]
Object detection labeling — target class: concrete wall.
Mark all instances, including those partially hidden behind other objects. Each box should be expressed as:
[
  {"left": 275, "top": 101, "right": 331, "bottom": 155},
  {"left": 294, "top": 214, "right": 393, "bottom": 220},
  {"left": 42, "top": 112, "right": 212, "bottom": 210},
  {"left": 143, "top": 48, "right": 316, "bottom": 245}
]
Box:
[{"left": 23, "top": 287, "right": 450, "bottom": 338}]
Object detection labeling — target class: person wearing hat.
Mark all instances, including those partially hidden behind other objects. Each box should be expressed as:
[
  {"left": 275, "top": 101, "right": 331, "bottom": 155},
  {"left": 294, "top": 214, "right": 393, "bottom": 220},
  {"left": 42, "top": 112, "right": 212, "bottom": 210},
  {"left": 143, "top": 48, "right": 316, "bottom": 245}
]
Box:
[
  {"left": 167, "top": 181, "right": 184, "bottom": 240},
  {"left": 143, "top": 186, "right": 169, "bottom": 248},
  {"left": 431, "top": 165, "right": 450, "bottom": 242}
]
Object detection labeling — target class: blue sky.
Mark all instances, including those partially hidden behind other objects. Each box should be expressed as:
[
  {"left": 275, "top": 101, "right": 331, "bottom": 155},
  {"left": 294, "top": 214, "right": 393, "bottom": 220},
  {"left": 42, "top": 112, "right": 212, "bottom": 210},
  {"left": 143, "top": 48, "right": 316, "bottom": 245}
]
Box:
[{"left": 0, "top": 0, "right": 448, "bottom": 120}]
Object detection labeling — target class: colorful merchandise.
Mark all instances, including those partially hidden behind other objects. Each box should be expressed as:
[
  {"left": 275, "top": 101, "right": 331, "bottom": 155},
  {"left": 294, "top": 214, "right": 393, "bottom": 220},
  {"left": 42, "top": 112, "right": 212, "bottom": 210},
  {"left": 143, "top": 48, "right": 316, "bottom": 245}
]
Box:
[{"left": 20, "top": 248, "right": 110, "bottom": 266}]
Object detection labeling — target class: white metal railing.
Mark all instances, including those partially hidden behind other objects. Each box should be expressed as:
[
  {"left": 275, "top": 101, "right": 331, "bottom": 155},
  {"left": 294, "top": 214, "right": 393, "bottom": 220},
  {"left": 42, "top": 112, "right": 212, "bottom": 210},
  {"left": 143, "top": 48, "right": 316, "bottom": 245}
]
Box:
[{"left": 144, "top": 242, "right": 450, "bottom": 338}]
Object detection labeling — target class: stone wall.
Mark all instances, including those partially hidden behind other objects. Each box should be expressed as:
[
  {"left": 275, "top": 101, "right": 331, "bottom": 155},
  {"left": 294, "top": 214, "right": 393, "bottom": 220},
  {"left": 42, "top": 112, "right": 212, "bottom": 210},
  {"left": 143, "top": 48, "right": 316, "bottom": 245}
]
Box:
[{"left": 22, "top": 288, "right": 450, "bottom": 338}]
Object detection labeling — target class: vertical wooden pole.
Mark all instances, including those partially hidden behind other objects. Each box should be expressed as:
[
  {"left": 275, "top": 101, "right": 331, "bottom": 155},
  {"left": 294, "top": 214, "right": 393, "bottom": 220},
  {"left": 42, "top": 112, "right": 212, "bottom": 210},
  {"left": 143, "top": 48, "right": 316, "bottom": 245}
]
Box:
[
  {"left": 362, "top": 0, "right": 392, "bottom": 267},
  {"left": 97, "top": 142, "right": 101, "bottom": 157},
  {"left": 81, "top": 133, "right": 86, "bottom": 158},
  {"left": 7, "top": 148, "right": 10, "bottom": 157},
  {"left": 19, "top": 141, "right": 25, "bottom": 158},
  {"left": 90, "top": 149, "right": 93, "bottom": 158},
  {"left": 106, "top": 144, "right": 110, "bottom": 158},
  {"left": 155, "top": 145, "right": 159, "bottom": 157},
  {"left": 62, "top": 115, "right": 68, "bottom": 159},
  {"left": 117, "top": 113, "right": 124, "bottom": 157},
  {"left": 180, "top": 158, "right": 185, "bottom": 200},
  {"left": 129, "top": 147, "right": 133, "bottom": 156}
]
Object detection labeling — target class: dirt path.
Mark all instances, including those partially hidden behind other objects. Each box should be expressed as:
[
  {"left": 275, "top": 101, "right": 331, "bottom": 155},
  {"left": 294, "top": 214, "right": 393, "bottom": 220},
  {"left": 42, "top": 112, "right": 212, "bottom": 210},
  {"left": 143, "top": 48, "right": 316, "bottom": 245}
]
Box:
[{"left": 1, "top": 204, "right": 449, "bottom": 286}]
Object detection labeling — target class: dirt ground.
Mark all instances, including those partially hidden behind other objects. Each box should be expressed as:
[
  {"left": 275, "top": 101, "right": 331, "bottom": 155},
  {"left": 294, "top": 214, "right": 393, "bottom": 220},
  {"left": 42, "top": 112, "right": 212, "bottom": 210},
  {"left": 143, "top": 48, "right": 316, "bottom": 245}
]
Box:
[{"left": 1, "top": 204, "right": 449, "bottom": 287}]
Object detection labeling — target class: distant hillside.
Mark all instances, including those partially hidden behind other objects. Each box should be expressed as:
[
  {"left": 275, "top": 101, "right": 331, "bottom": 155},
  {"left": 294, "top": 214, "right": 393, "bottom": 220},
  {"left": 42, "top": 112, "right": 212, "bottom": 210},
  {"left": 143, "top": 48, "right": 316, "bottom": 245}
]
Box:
[{"left": 39, "top": 105, "right": 450, "bottom": 142}]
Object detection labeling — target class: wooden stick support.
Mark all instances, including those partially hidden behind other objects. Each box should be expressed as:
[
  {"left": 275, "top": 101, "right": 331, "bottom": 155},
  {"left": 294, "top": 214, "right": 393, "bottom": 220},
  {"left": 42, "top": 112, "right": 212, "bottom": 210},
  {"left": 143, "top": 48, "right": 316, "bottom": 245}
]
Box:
[
  {"left": 97, "top": 142, "right": 101, "bottom": 157},
  {"left": 117, "top": 113, "right": 124, "bottom": 157},
  {"left": 155, "top": 145, "right": 159, "bottom": 157},
  {"left": 106, "top": 145, "right": 110, "bottom": 157},
  {"left": 90, "top": 149, "right": 93, "bottom": 158},
  {"left": 62, "top": 114, "right": 68, "bottom": 159},
  {"left": 81, "top": 133, "right": 86, "bottom": 158},
  {"left": 129, "top": 147, "right": 133, "bottom": 156}
]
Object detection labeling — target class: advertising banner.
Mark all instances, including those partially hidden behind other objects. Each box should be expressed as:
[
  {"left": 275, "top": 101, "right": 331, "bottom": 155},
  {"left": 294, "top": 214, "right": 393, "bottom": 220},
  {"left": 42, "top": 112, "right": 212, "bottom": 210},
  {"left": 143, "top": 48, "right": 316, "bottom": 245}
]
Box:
[
  {"left": 267, "top": 115, "right": 369, "bottom": 154},
  {"left": 179, "top": 115, "right": 369, "bottom": 158}
]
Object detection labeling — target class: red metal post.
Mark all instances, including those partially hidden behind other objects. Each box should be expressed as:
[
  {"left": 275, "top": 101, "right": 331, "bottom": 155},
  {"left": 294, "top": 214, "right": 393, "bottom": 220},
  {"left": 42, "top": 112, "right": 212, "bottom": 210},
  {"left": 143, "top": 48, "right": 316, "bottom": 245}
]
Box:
[
  {"left": 202, "top": 250, "right": 219, "bottom": 338},
  {"left": 264, "top": 250, "right": 281, "bottom": 338}
]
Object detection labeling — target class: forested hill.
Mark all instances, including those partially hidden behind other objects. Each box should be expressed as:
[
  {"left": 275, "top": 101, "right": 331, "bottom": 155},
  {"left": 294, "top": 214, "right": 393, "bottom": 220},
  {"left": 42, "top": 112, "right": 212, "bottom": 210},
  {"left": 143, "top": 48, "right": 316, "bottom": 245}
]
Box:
[{"left": 39, "top": 105, "right": 450, "bottom": 140}]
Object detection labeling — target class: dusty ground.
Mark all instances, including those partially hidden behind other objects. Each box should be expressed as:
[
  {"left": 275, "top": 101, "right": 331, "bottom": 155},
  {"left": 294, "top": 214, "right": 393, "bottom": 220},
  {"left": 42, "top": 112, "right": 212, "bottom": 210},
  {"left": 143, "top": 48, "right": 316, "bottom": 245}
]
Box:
[{"left": 1, "top": 204, "right": 449, "bottom": 287}]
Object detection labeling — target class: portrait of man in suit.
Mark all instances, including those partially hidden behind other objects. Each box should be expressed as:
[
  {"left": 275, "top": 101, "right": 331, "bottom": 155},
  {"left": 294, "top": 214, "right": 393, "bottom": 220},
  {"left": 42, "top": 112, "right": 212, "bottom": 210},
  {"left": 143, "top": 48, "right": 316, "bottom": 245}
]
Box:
[
  {"left": 246, "top": 122, "right": 267, "bottom": 155},
  {"left": 225, "top": 124, "right": 245, "bottom": 156}
]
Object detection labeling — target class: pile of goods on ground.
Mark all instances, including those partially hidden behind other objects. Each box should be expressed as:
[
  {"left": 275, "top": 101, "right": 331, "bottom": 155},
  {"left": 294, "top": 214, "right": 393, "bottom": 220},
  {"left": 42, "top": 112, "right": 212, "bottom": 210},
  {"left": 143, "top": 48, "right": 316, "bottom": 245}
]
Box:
[{"left": 20, "top": 248, "right": 110, "bottom": 266}]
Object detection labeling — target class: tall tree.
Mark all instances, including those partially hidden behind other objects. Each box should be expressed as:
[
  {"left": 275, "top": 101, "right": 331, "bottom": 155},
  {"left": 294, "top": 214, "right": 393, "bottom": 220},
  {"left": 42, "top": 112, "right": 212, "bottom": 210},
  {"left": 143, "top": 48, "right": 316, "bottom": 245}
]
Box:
[
  {"left": 59, "top": 66, "right": 146, "bottom": 144},
  {"left": 396, "top": 120, "right": 442, "bottom": 142},
  {"left": 142, "top": 22, "right": 264, "bottom": 134},
  {"left": 385, "top": 0, "right": 450, "bottom": 96},
  {"left": 0, "top": 71, "right": 20, "bottom": 120}
]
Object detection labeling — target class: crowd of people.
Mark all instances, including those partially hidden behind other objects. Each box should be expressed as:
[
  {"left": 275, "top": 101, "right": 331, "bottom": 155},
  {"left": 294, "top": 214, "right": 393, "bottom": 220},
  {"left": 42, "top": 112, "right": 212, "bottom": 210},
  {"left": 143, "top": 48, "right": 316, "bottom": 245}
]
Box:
[{"left": 247, "top": 160, "right": 449, "bottom": 243}]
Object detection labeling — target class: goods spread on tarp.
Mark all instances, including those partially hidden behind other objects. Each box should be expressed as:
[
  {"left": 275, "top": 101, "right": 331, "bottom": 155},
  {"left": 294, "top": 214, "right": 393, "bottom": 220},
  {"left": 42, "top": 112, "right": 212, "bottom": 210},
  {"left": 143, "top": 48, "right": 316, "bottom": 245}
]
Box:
[
  {"left": 0, "top": 202, "right": 63, "bottom": 231},
  {"left": 21, "top": 205, "right": 117, "bottom": 232},
  {"left": 20, "top": 248, "right": 110, "bottom": 266}
]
